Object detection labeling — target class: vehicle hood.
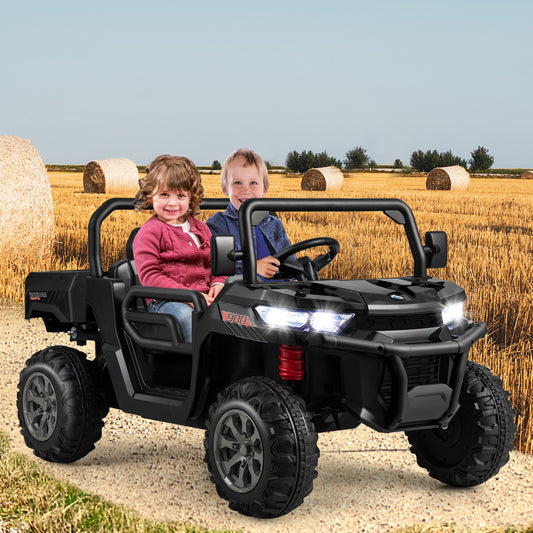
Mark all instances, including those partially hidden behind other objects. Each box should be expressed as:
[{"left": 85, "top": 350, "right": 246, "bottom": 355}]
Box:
[{"left": 309, "top": 277, "right": 466, "bottom": 316}]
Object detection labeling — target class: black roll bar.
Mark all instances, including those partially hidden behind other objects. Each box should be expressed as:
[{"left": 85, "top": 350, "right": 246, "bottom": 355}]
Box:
[
  {"left": 88, "top": 197, "right": 229, "bottom": 278},
  {"left": 238, "top": 198, "right": 428, "bottom": 285}
]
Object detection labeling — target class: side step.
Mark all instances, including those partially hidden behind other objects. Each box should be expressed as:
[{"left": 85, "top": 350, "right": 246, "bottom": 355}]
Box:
[{"left": 142, "top": 384, "right": 189, "bottom": 401}]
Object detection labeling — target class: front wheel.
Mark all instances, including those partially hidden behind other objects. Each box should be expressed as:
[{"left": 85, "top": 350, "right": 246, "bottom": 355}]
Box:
[
  {"left": 17, "top": 346, "right": 108, "bottom": 463},
  {"left": 204, "top": 377, "right": 319, "bottom": 518},
  {"left": 406, "top": 361, "right": 516, "bottom": 487}
]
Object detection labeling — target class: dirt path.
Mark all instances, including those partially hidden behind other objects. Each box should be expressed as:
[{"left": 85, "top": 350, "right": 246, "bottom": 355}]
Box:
[{"left": 1, "top": 300, "right": 532, "bottom": 532}]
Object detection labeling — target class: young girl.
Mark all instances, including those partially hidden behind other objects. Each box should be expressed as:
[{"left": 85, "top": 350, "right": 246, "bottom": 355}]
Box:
[{"left": 133, "top": 155, "right": 226, "bottom": 342}]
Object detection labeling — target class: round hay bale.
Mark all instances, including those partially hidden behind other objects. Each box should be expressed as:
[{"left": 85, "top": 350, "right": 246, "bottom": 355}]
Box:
[
  {"left": 301, "top": 166, "right": 344, "bottom": 192},
  {"left": 426, "top": 165, "right": 470, "bottom": 191},
  {"left": 0, "top": 135, "right": 54, "bottom": 261},
  {"left": 520, "top": 170, "right": 533, "bottom": 179},
  {"left": 83, "top": 158, "right": 139, "bottom": 193}
]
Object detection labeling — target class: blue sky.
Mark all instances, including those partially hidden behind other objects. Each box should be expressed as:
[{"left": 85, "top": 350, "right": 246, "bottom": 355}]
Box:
[{"left": 2, "top": 0, "right": 532, "bottom": 167}]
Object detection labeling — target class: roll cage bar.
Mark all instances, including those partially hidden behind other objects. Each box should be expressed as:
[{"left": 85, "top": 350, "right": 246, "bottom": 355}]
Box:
[
  {"left": 88, "top": 197, "right": 228, "bottom": 278},
  {"left": 88, "top": 197, "right": 431, "bottom": 282},
  {"left": 237, "top": 198, "right": 429, "bottom": 284}
]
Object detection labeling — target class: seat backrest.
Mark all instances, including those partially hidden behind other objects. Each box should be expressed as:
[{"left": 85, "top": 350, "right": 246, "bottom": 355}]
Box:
[
  {"left": 107, "top": 227, "right": 140, "bottom": 291},
  {"left": 126, "top": 227, "right": 140, "bottom": 262},
  {"left": 126, "top": 227, "right": 140, "bottom": 283}
]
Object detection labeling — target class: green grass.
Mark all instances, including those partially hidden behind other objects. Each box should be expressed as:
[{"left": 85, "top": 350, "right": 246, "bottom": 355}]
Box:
[
  {"left": 392, "top": 526, "right": 533, "bottom": 533},
  {"left": 0, "top": 433, "right": 238, "bottom": 533}
]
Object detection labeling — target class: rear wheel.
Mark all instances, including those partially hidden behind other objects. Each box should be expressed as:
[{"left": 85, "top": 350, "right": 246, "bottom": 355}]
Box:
[
  {"left": 17, "top": 346, "right": 109, "bottom": 463},
  {"left": 407, "top": 361, "right": 516, "bottom": 486},
  {"left": 204, "top": 377, "right": 319, "bottom": 518}
]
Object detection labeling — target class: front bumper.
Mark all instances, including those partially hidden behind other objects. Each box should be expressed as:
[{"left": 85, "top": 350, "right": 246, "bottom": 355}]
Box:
[
  {"left": 311, "top": 321, "right": 487, "bottom": 431},
  {"left": 305, "top": 321, "right": 487, "bottom": 358}
]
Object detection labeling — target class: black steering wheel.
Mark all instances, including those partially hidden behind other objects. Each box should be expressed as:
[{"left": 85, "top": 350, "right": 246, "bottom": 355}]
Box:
[{"left": 272, "top": 237, "right": 340, "bottom": 280}]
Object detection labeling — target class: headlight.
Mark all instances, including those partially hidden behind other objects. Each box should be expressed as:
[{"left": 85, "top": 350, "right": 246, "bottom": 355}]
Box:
[
  {"left": 441, "top": 302, "right": 464, "bottom": 328},
  {"left": 255, "top": 305, "right": 354, "bottom": 335}
]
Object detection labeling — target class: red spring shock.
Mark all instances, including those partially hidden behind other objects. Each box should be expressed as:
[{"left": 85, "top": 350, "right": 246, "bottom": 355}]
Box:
[{"left": 279, "top": 344, "right": 304, "bottom": 380}]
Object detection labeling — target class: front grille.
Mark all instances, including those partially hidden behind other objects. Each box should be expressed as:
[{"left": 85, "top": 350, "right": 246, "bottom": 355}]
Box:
[
  {"left": 356, "top": 314, "right": 441, "bottom": 331},
  {"left": 379, "top": 354, "right": 441, "bottom": 407}
]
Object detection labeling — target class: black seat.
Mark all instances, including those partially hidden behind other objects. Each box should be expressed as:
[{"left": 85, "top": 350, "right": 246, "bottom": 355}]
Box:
[{"left": 108, "top": 227, "right": 140, "bottom": 290}]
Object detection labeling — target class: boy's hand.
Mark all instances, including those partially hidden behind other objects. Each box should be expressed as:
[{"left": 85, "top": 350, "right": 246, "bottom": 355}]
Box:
[{"left": 257, "top": 256, "right": 280, "bottom": 278}]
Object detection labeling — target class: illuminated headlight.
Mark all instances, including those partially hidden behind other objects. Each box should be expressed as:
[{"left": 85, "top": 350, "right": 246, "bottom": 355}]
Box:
[
  {"left": 255, "top": 305, "right": 354, "bottom": 335},
  {"left": 441, "top": 302, "right": 464, "bottom": 328}
]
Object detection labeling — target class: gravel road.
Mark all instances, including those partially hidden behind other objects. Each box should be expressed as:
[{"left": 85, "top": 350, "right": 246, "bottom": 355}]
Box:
[{"left": 1, "top": 300, "right": 532, "bottom": 532}]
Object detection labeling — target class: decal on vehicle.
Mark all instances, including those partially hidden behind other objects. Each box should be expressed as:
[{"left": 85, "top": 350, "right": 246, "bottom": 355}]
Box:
[
  {"left": 221, "top": 310, "right": 251, "bottom": 327},
  {"left": 29, "top": 291, "right": 47, "bottom": 301},
  {"left": 390, "top": 293, "right": 405, "bottom": 300}
]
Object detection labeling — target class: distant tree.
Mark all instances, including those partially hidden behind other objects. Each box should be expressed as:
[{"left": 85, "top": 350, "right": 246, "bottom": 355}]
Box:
[
  {"left": 469, "top": 146, "right": 494, "bottom": 172},
  {"left": 410, "top": 150, "right": 439, "bottom": 172},
  {"left": 265, "top": 160, "right": 272, "bottom": 169},
  {"left": 285, "top": 150, "right": 339, "bottom": 172},
  {"left": 368, "top": 159, "right": 377, "bottom": 168},
  {"left": 298, "top": 150, "right": 315, "bottom": 172},
  {"left": 211, "top": 160, "right": 221, "bottom": 170},
  {"left": 410, "top": 149, "right": 466, "bottom": 172},
  {"left": 409, "top": 150, "right": 424, "bottom": 171},
  {"left": 439, "top": 150, "right": 467, "bottom": 168},
  {"left": 286, "top": 150, "right": 306, "bottom": 172},
  {"left": 344, "top": 147, "right": 369, "bottom": 169},
  {"left": 394, "top": 159, "right": 403, "bottom": 169},
  {"left": 313, "top": 150, "right": 341, "bottom": 168},
  {"left": 285, "top": 151, "right": 300, "bottom": 172}
]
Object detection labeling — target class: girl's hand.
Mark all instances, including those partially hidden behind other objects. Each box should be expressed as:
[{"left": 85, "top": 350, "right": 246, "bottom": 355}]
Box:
[
  {"left": 208, "top": 284, "right": 224, "bottom": 300},
  {"left": 202, "top": 293, "right": 214, "bottom": 306},
  {"left": 257, "top": 256, "right": 280, "bottom": 278}
]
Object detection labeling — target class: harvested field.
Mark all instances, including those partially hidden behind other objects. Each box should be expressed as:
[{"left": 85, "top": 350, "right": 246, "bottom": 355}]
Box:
[
  {"left": 0, "top": 171, "right": 532, "bottom": 531},
  {"left": 1, "top": 171, "right": 532, "bottom": 456}
]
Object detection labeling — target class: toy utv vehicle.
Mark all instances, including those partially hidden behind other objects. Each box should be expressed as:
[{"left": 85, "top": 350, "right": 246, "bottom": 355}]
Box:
[{"left": 19, "top": 197, "right": 516, "bottom": 518}]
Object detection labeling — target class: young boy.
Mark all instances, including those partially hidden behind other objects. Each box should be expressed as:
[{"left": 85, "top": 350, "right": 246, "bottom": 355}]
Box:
[{"left": 206, "top": 148, "right": 292, "bottom": 279}]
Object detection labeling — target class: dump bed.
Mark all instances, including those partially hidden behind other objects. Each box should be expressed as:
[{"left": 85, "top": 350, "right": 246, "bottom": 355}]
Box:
[{"left": 25, "top": 270, "right": 92, "bottom": 324}]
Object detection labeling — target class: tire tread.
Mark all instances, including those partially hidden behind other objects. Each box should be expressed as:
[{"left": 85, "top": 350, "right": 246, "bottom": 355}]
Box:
[
  {"left": 407, "top": 361, "right": 516, "bottom": 487},
  {"left": 17, "top": 346, "right": 108, "bottom": 463}
]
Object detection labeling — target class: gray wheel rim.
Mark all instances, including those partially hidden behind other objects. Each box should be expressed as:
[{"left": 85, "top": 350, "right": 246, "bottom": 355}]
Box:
[
  {"left": 213, "top": 408, "right": 264, "bottom": 493},
  {"left": 22, "top": 372, "right": 58, "bottom": 441}
]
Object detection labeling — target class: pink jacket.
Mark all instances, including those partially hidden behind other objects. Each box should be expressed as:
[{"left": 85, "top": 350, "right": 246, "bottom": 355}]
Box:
[{"left": 133, "top": 215, "right": 226, "bottom": 293}]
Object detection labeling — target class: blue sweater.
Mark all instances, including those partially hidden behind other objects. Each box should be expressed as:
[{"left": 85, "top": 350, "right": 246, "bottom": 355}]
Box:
[{"left": 206, "top": 203, "right": 292, "bottom": 275}]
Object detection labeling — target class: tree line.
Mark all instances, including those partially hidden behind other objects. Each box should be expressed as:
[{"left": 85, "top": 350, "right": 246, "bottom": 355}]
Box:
[{"left": 280, "top": 146, "right": 495, "bottom": 173}]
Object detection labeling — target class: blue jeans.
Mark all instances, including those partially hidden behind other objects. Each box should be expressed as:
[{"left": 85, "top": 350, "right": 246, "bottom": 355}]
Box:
[{"left": 148, "top": 300, "right": 193, "bottom": 343}]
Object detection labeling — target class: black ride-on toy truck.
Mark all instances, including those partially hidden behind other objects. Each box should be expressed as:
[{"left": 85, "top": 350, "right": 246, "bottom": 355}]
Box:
[{"left": 20, "top": 197, "right": 516, "bottom": 518}]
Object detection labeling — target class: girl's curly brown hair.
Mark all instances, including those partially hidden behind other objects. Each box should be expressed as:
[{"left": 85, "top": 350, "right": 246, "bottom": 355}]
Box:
[{"left": 135, "top": 155, "right": 204, "bottom": 215}]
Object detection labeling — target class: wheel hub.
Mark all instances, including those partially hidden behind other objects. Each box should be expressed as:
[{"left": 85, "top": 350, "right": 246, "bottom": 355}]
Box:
[
  {"left": 22, "top": 372, "right": 58, "bottom": 441},
  {"left": 213, "top": 409, "right": 264, "bottom": 493}
]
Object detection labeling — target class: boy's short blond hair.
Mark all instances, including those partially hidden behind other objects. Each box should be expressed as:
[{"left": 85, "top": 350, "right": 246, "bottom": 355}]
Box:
[{"left": 220, "top": 148, "right": 269, "bottom": 195}]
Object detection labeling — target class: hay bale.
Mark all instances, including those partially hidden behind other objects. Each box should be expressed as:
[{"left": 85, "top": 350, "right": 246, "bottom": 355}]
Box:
[
  {"left": 426, "top": 165, "right": 470, "bottom": 191},
  {"left": 83, "top": 158, "right": 139, "bottom": 193},
  {"left": 0, "top": 135, "right": 54, "bottom": 261},
  {"left": 521, "top": 170, "right": 533, "bottom": 179},
  {"left": 301, "top": 166, "right": 344, "bottom": 191}
]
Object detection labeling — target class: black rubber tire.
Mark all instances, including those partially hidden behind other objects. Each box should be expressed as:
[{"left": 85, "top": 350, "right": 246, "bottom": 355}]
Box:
[
  {"left": 17, "top": 346, "right": 108, "bottom": 463},
  {"left": 407, "top": 361, "right": 516, "bottom": 487},
  {"left": 204, "top": 377, "right": 319, "bottom": 518}
]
